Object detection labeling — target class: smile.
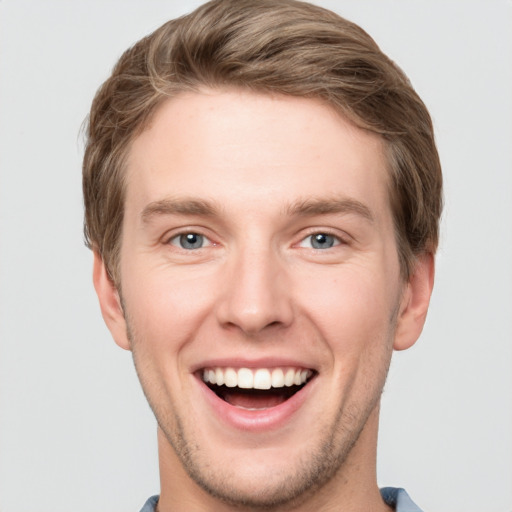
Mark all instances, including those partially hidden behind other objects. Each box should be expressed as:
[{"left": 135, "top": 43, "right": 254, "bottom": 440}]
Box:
[{"left": 201, "top": 367, "right": 315, "bottom": 411}]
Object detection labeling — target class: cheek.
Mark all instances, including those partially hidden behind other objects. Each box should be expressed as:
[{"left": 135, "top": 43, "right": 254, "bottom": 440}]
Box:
[
  {"left": 122, "top": 266, "right": 216, "bottom": 350},
  {"left": 295, "top": 267, "right": 398, "bottom": 351}
]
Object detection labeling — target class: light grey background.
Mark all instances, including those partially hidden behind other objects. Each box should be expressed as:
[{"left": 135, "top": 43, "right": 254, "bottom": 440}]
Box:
[{"left": 1, "top": 1, "right": 511, "bottom": 511}]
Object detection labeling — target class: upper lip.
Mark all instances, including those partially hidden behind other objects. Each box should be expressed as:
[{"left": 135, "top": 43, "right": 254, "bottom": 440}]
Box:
[{"left": 191, "top": 357, "right": 317, "bottom": 373}]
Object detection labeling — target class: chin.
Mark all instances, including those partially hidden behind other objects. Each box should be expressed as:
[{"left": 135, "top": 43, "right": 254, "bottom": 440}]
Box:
[{"left": 156, "top": 402, "right": 371, "bottom": 510}]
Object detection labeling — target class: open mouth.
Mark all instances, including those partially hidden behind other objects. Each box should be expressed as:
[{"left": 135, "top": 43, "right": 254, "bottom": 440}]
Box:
[{"left": 201, "top": 367, "right": 315, "bottom": 410}]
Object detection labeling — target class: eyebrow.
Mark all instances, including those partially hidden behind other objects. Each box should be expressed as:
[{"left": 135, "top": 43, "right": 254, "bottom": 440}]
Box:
[
  {"left": 285, "top": 197, "right": 374, "bottom": 223},
  {"left": 141, "top": 198, "right": 220, "bottom": 224},
  {"left": 140, "top": 196, "right": 374, "bottom": 224}
]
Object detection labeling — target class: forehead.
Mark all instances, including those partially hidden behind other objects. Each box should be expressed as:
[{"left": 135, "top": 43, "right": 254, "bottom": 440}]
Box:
[{"left": 124, "top": 89, "right": 390, "bottom": 219}]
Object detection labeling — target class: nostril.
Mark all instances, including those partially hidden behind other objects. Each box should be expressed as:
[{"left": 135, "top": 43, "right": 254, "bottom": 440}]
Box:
[{"left": 222, "top": 317, "right": 287, "bottom": 337}]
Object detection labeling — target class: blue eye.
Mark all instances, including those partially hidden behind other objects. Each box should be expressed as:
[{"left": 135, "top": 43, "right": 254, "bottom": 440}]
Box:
[
  {"left": 311, "top": 233, "right": 336, "bottom": 249},
  {"left": 302, "top": 233, "right": 339, "bottom": 249},
  {"left": 171, "top": 233, "right": 206, "bottom": 250}
]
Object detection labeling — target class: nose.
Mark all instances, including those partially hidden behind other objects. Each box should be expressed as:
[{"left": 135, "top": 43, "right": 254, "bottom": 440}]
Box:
[{"left": 215, "top": 244, "right": 294, "bottom": 336}]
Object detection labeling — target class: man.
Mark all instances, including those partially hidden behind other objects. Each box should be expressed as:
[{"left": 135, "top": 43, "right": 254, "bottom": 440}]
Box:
[{"left": 82, "top": 0, "right": 442, "bottom": 510}]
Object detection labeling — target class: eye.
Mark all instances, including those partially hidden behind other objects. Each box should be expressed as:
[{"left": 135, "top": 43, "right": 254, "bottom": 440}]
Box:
[
  {"left": 300, "top": 232, "right": 340, "bottom": 249},
  {"left": 169, "top": 232, "right": 211, "bottom": 250}
]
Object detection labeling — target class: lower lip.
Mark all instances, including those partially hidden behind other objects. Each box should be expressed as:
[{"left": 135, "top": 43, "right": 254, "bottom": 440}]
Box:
[{"left": 197, "top": 376, "right": 315, "bottom": 432}]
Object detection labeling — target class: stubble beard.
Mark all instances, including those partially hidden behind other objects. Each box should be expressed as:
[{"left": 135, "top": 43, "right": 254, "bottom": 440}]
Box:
[
  {"left": 162, "top": 401, "right": 385, "bottom": 511},
  {"left": 123, "top": 303, "right": 396, "bottom": 510}
]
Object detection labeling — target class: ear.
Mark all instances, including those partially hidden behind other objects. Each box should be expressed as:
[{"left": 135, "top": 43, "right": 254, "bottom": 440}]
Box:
[
  {"left": 393, "top": 253, "right": 435, "bottom": 351},
  {"left": 92, "top": 250, "right": 131, "bottom": 351}
]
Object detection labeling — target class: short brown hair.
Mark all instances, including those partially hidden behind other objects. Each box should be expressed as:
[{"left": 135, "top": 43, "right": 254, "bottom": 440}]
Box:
[{"left": 83, "top": 0, "right": 442, "bottom": 283}]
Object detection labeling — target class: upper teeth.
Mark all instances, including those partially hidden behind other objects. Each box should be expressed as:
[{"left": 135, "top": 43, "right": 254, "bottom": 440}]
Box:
[{"left": 202, "top": 367, "right": 312, "bottom": 390}]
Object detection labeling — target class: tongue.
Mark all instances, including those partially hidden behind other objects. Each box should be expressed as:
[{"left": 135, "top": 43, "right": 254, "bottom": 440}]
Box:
[{"left": 223, "top": 389, "right": 290, "bottom": 409}]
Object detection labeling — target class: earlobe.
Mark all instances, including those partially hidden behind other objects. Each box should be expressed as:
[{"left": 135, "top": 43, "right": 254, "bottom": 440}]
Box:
[
  {"left": 393, "top": 253, "right": 435, "bottom": 351},
  {"left": 92, "top": 250, "right": 131, "bottom": 351}
]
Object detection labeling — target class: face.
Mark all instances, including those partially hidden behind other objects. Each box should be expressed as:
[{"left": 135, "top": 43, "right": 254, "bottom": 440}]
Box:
[{"left": 95, "top": 89, "right": 432, "bottom": 509}]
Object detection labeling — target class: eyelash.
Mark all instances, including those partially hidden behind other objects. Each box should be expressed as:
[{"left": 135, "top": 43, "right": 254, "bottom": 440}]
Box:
[
  {"left": 297, "top": 231, "right": 347, "bottom": 250},
  {"left": 165, "top": 229, "right": 347, "bottom": 252},
  {"left": 167, "top": 231, "right": 213, "bottom": 250}
]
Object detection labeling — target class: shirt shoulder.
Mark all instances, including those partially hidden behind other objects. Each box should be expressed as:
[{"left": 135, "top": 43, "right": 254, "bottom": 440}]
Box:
[
  {"left": 380, "top": 487, "right": 423, "bottom": 512},
  {"left": 140, "top": 489, "right": 422, "bottom": 511},
  {"left": 139, "top": 495, "right": 159, "bottom": 512}
]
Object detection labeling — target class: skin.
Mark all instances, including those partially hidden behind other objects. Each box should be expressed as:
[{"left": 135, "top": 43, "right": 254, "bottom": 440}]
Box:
[{"left": 93, "top": 89, "right": 434, "bottom": 511}]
